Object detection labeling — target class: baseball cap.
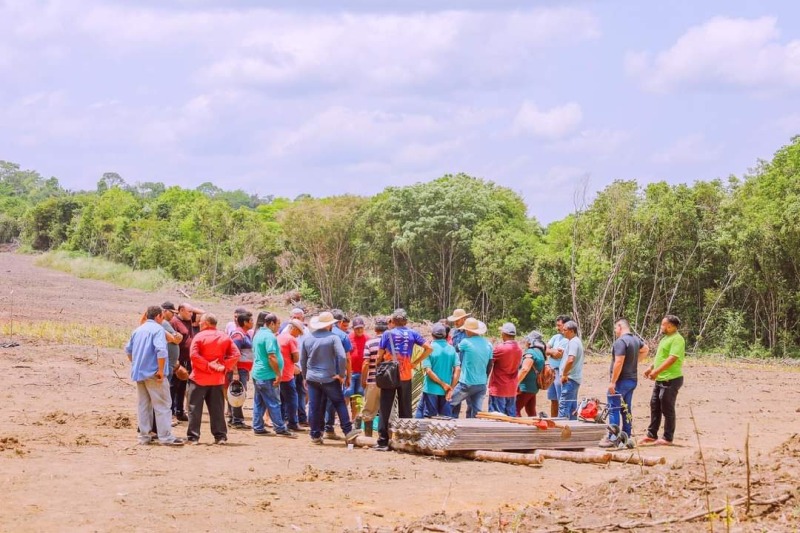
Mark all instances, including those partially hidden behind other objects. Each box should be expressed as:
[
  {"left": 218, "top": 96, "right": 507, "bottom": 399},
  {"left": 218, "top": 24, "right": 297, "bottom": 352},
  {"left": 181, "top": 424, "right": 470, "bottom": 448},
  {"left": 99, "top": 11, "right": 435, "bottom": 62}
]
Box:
[
  {"left": 234, "top": 306, "right": 248, "bottom": 314},
  {"left": 331, "top": 309, "right": 346, "bottom": 321},
  {"left": 352, "top": 316, "right": 366, "bottom": 329},
  {"left": 161, "top": 302, "right": 176, "bottom": 311},
  {"left": 431, "top": 324, "right": 448, "bottom": 339},
  {"left": 375, "top": 317, "right": 389, "bottom": 332},
  {"left": 500, "top": 322, "right": 517, "bottom": 336}
]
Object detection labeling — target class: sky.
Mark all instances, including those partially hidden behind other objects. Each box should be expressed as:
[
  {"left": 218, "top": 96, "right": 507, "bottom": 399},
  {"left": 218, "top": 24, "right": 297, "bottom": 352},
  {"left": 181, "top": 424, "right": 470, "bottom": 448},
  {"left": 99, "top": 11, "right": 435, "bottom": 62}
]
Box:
[{"left": 1, "top": 1, "right": 799, "bottom": 224}]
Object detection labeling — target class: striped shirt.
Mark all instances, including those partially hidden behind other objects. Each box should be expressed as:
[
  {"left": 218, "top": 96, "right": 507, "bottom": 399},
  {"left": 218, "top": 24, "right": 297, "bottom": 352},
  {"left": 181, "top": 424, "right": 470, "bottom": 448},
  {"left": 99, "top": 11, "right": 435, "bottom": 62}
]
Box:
[{"left": 364, "top": 337, "right": 381, "bottom": 385}]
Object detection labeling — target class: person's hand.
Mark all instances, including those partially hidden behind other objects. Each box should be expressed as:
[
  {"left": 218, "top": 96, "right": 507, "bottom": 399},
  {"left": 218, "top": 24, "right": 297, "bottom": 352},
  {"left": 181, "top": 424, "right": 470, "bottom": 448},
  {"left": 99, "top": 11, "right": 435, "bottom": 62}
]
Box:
[
  {"left": 444, "top": 384, "right": 452, "bottom": 393},
  {"left": 445, "top": 389, "right": 453, "bottom": 401},
  {"left": 608, "top": 382, "right": 616, "bottom": 395},
  {"left": 210, "top": 361, "right": 225, "bottom": 372},
  {"left": 648, "top": 370, "right": 659, "bottom": 381},
  {"left": 333, "top": 374, "right": 344, "bottom": 384},
  {"left": 561, "top": 374, "right": 568, "bottom": 385},
  {"left": 644, "top": 367, "right": 653, "bottom": 380},
  {"left": 345, "top": 377, "right": 351, "bottom": 389},
  {"left": 273, "top": 377, "right": 280, "bottom": 387},
  {"left": 155, "top": 370, "right": 164, "bottom": 382}
]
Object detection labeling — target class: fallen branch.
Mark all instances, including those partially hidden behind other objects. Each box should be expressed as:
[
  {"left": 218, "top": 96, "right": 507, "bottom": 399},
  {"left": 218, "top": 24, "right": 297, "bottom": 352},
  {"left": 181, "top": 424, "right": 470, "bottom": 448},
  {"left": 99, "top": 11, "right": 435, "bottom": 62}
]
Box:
[
  {"left": 609, "top": 453, "right": 666, "bottom": 467},
  {"left": 535, "top": 449, "right": 611, "bottom": 464},
  {"left": 455, "top": 450, "right": 544, "bottom": 466}
]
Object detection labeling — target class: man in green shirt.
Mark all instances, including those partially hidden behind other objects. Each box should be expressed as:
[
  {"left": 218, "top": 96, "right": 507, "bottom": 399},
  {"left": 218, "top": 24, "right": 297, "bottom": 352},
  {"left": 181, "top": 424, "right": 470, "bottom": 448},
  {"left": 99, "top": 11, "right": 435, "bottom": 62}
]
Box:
[{"left": 641, "top": 315, "right": 685, "bottom": 445}]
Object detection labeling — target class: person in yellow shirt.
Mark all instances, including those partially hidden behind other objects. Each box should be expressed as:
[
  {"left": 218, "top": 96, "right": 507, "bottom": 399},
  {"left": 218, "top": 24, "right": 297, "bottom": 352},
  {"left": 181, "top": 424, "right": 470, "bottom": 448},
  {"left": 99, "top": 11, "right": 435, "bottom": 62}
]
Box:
[{"left": 640, "top": 315, "right": 685, "bottom": 445}]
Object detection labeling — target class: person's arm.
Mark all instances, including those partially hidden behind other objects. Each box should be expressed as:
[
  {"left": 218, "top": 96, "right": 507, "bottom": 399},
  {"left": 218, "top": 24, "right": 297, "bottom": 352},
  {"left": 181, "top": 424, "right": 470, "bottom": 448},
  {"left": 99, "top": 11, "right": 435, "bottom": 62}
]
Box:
[
  {"left": 545, "top": 342, "right": 564, "bottom": 359},
  {"left": 560, "top": 341, "right": 576, "bottom": 384},
  {"left": 125, "top": 334, "right": 133, "bottom": 362},
  {"left": 154, "top": 329, "right": 168, "bottom": 380},
  {"left": 425, "top": 368, "right": 451, "bottom": 393},
  {"left": 333, "top": 337, "right": 346, "bottom": 382},
  {"left": 609, "top": 355, "right": 624, "bottom": 394},
  {"left": 291, "top": 348, "right": 300, "bottom": 364},
  {"left": 518, "top": 356, "right": 534, "bottom": 385},
  {"left": 300, "top": 339, "right": 309, "bottom": 380},
  {"left": 224, "top": 339, "right": 240, "bottom": 372},
  {"left": 648, "top": 355, "right": 678, "bottom": 380},
  {"left": 190, "top": 336, "right": 211, "bottom": 372},
  {"left": 446, "top": 365, "right": 461, "bottom": 400},
  {"left": 638, "top": 343, "right": 650, "bottom": 362}
]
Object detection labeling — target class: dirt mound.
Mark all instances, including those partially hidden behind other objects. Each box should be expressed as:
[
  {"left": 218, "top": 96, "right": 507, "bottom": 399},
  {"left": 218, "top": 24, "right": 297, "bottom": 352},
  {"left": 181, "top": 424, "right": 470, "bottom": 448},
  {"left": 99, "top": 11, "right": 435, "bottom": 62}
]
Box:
[
  {"left": 0, "top": 436, "right": 27, "bottom": 456},
  {"left": 97, "top": 412, "right": 133, "bottom": 429},
  {"left": 380, "top": 435, "right": 800, "bottom": 533}
]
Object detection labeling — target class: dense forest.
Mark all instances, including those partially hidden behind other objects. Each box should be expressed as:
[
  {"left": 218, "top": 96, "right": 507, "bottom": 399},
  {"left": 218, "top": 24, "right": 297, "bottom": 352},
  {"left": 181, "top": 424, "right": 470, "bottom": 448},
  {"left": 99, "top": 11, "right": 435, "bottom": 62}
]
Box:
[{"left": 2, "top": 137, "right": 799, "bottom": 356}]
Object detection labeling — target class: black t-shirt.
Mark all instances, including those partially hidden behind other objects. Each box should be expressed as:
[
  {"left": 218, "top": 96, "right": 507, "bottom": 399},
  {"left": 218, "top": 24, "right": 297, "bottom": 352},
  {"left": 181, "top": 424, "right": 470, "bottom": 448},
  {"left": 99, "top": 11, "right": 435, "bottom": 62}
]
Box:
[{"left": 610, "top": 333, "right": 644, "bottom": 381}]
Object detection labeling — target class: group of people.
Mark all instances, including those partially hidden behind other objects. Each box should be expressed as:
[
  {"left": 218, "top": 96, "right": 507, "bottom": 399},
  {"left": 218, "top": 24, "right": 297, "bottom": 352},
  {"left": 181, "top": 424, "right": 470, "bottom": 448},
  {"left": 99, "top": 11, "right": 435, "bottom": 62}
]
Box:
[{"left": 125, "top": 301, "right": 686, "bottom": 449}]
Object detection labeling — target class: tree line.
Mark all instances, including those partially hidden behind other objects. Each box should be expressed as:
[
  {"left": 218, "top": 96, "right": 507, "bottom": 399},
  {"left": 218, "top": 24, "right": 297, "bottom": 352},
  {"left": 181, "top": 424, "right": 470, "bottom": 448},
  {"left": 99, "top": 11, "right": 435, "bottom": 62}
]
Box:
[{"left": 2, "top": 136, "right": 799, "bottom": 356}]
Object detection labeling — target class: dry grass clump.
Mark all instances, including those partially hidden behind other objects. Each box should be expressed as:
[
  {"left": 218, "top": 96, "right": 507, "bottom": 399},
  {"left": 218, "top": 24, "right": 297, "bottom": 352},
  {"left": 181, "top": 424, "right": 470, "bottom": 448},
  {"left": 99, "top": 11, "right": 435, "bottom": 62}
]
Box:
[
  {"left": 35, "top": 251, "right": 170, "bottom": 292},
  {"left": 0, "top": 320, "right": 129, "bottom": 348}
]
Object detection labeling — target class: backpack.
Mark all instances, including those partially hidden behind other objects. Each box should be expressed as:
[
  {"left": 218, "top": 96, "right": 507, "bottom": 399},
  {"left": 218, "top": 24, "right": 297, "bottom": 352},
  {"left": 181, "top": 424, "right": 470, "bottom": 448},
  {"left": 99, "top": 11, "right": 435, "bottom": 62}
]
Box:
[{"left": 529, "top": 342, "right": 554, "bottom": 391}]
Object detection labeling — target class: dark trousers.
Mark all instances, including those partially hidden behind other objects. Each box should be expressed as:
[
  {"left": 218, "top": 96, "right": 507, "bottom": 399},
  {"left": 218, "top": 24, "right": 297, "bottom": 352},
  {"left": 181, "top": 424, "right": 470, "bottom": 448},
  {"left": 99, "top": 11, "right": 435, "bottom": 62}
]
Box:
[
  {"left": 225, "top": 369, "right": 249, "bottom": 424},
  {"left": 170, "top": 358, "right": 191, "bottom": 415},
  {"left": 378, "top": 379, "right": 412, "bottom": 446},
  {"left": 186, "top": 381, "right": 227, "bottom": 442},
  {"left": 307, "top": 379, "right": 353, "bottom": 440},
  {"left": 280, "top": 379, "right": 300, "bottom": 427},
  {"left": 295, "top": 373, "right": 308, "bottom": 423},
  {"left": 646, "top": 376, "right": 683, "bottom": 442}
]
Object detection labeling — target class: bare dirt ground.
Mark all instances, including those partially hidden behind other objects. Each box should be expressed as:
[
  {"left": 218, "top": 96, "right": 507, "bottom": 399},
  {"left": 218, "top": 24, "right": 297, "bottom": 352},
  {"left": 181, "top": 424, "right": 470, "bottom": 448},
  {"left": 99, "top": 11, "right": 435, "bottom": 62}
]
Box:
[{"left": 0, "top": 252, "right": 798, "bottom": 532}]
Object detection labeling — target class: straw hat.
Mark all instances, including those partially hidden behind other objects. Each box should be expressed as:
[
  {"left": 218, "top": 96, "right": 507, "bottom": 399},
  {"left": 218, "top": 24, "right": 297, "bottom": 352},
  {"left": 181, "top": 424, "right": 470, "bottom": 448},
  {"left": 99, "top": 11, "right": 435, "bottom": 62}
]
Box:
[
  {"left": 459, "top": 317, "right": 487, "bottom": 335},
  {"left": 310, "top": 311, "right": 337, "bottom": 330},
  {"left": 447, "top": 308, "right": 472, "bottom": 322}
]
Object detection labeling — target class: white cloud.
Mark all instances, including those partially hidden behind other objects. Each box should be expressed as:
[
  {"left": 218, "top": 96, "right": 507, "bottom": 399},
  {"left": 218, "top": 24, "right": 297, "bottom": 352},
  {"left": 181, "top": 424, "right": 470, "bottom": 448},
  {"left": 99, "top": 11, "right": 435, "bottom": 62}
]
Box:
[
  {"left": 513, "top": 101, "right": 583, "bottom": 139},
  {"left": 652, "top": 133, "right": 723, "bottom": 164},
  {"left": 627, "top": 16, "right": 800, "bottom": 92},
  {"left": 547, "top": 128, "right": 630, "bottom": 158}
]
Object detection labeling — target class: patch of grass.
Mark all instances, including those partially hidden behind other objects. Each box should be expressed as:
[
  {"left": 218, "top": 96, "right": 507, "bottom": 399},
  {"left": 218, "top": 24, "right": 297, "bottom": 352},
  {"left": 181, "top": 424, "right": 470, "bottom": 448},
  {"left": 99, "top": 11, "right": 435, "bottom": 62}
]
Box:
[
  {"left": 1, "top": 319, "right": 130, "bottom": 348},
  {"left": 35, "top": 251, "right": 170, "bottom": 292}
]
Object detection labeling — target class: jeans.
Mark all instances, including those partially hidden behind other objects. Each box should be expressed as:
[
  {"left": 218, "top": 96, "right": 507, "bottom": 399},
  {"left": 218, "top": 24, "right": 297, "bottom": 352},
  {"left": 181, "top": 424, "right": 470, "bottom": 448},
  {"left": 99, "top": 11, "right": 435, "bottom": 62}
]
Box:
[
  {"left": 608, "top": 378, "right": 637, "bottom": 437},
  {"left": 280, "top": 379, "right": 300, "bottom": 428},
  {"left": 558, "top": 379, "right": 580, "bottom": 420},
  {"left": 252, "top": 379, "right": 287, "bottom": 433},
  {"left": 345, "top": 373, "right": 365, "bottom": 397},
  {"left": 186, "top": 381, "right": 227, "bottom": 442},
  {"left": 225, "top": 369, "right": 250, "bottom": 424},
  {"left": 488, "top": 395, "right": 516, "bottom": 416},
  {"left": 449, "top": 383, "right": 486, "bottom": 419},
  {"left": 417, "top": 392, "right": 452, "bottom": 418},
  {"left": 378, "top": 379, "right": 413, "bottom": 446},
  {"left": 295, "top": 373, "right": 308, "bottom": 423},
  {"left": 647, "top": 376, "right": 683, "bottom": 442},
  {"left": 137, "top": 377, "right": 177, "bottom": 444},
  {"left": 307, "top": 379, "right": 353, "bottom": 440},
  {"left": 170, "top": 358, "right": 191, "bottom": 415}
]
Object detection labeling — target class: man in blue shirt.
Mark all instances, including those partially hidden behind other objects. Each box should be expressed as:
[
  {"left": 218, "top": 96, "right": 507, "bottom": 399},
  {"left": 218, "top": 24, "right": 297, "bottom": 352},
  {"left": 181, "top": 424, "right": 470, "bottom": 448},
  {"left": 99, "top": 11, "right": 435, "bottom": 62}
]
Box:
[
  {"left": 545, "top": 315, "right": 571, "bottom": 417},
  {"left": 125, "top": 305, "right": 184, "bottom": 446},
  {"left": 374, "top": 308, "right": 432, "bottom": 451},
  {"left": 324, "top": 309, "right": 353, "bottom": 439},
  {"left": 448, "top": 317, "right": 493, "bottom": 419}
]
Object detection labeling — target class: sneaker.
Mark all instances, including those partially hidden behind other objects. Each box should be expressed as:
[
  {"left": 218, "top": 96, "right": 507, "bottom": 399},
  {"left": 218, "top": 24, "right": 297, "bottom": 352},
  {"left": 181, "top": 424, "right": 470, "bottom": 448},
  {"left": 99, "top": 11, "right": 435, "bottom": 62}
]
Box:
[
  {"left": 287, "top": 425, "right": 307, "bottom": 432},
  {"left": 275, "top": 431, "right": 298, "bottom": 439},
  {"left": 214, "top": 438, "right": 228, "bottom": 445},
  {"left": 160, "top": 438, "right": 185, "bottom": 447},
  {"left": 187, "top": 439, "right": 201, "bottom": 445},
  {"left": 638, "top": 436, "right": 657, "bottom": 445},
  {"left": 345, "top": 429, "right": 362, "bottom": 443},
  {"left": 598, "top": 437, "right": 615, "bottom": 448},
  {"left": 232, "top": 422, "right": 252, "bottom": 430},
  {"left": 372, "top": 444, "right": 390, "bottom": 452},
  {"left": 654, "top": 438, "right": 673, "bottom": 446},
  {"left": 175, "top": 413, "right": 189, "bottom": 422},
  {"left": 324, "top": 431, "right": 341, "bottom": 441},
  {"left": 171, "top": 417, "right": 180, "bottom": 427},
  {"left": 253, "top": 429, "right": 274, "bottom": 436},
  {"left": 311, "top": 437, "right": 324, "bottom": 445}
]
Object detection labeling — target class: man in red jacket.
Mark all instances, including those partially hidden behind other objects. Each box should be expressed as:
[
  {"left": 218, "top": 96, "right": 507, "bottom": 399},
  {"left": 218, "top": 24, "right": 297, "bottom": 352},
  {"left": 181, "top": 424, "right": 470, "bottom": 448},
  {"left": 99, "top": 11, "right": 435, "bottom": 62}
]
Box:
[{"left": 187, "top": 313, "right": 240, "bottom": 445}]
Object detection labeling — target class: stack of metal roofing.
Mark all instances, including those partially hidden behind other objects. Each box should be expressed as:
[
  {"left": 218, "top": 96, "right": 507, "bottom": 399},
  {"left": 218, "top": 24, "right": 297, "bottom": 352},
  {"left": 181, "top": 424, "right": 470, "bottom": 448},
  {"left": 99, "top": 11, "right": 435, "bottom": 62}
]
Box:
[{"left": 391, "top": 418, "right": 606, "bottom": 452}]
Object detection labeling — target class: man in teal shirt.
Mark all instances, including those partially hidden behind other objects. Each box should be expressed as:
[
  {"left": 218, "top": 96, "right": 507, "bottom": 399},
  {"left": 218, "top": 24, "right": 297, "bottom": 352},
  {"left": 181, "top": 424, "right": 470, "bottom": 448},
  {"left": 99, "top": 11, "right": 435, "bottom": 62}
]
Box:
[
  {"left": 251, "top": 312, "right": 294, "bottom": 437},
  {"left": 418, "top": 324, "right": 459, "bottom": 418},
  {"left": 448, "top": 318, "right": 492, "bottom": 418},
  {"left": 641, "top": 315, "right": 686, "bottom": 445}
]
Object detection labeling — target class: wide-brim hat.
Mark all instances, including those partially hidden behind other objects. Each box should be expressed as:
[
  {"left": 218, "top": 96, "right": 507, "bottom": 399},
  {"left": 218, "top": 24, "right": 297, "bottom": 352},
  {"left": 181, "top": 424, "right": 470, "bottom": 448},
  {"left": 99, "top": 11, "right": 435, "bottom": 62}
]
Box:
[
  {"left": 459, "top": 317, "right": 487, "bottom": 335},
  {"left": 447, "top": 308, "right": 472, "bottom": 322},
  {"left": 310, "top": 312, "right": 337, "bottom": 330}
]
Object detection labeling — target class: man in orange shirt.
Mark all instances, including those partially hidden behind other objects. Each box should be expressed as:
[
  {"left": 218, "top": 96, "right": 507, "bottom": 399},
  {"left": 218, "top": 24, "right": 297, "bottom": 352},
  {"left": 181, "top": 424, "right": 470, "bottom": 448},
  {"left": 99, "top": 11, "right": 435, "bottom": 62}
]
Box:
[{"left": 187, "top": 313, "right": 240, "bottom": 445}]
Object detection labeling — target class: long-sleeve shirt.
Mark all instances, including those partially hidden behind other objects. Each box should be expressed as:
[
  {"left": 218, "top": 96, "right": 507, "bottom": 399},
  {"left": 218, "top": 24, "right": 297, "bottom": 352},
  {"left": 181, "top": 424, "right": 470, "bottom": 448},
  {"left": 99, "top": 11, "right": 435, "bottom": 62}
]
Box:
[
  {"left": 300, "top": 330, "right": 346, "bottom": 384},
  {"left": 189, "top": 328, "right": 240, "bottom": 386},
  {"left": 126, "top": 319, "right": 168, "bottom": 382}
]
